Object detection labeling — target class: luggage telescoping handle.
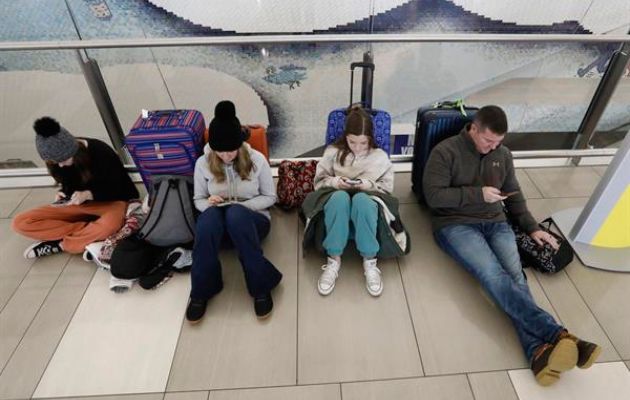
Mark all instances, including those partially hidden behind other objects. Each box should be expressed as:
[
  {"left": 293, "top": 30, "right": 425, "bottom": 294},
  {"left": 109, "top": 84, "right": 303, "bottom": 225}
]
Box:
[
  {"left": 349, "top": 54, "right": 375, "bottom": 110},
  {"left": 142, "top": 109, "right": 188, "bottom": 121},
  {"left": 149, "top": 110, "right": 186, "bottom": 117}
]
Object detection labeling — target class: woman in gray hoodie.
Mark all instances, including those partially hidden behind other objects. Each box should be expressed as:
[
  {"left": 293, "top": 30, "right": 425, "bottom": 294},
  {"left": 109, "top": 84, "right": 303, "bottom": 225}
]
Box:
[{"left": 186, "top": 101, "right": 281, "bottom": 323}]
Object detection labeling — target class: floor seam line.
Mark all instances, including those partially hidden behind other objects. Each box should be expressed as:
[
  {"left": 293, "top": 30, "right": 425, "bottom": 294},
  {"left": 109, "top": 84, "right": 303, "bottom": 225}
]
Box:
[{"left": 396, "top": 256, "right": 425, "bottom": 376}]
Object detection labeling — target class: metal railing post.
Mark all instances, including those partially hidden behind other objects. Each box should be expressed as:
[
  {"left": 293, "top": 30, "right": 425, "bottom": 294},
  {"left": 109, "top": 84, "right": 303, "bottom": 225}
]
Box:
[{"left": 76, "top": 50, "right": 129, "bottom": 162}]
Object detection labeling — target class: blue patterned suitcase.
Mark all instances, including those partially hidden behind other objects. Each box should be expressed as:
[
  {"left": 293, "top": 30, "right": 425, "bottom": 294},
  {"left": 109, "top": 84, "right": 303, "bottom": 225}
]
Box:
[
  {"left": 412, "top": 102, "right": 478, "bottom": 201},
  {"left": 325, "top": 55, "right": 392, "bottom": 154},
  {"left": 126, "top": 110, "right": 205, "bottom": 191},
  {"left": 326, "top": 109, "right": 391, "bottom": 154}
]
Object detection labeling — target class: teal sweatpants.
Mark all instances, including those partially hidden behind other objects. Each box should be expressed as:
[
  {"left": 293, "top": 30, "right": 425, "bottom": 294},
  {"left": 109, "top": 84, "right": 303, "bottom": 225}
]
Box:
[{"left": 322, "top": 190, "right": 379, "bottom": 258}]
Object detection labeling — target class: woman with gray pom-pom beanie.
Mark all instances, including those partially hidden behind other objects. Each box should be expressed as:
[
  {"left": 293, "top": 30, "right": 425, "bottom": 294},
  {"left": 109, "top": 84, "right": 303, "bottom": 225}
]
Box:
[{"left": 12, "top": 117, "right": 139, "bottom": 259}]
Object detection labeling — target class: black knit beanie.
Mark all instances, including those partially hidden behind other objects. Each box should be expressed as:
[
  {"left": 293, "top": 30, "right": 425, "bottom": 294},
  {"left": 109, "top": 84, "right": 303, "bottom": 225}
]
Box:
[
  {"left": 33, "top": 117, "right": 79, "bottom": 163},
  {"left": 209, "top": 100, "right": 243, "bottom": 152}
]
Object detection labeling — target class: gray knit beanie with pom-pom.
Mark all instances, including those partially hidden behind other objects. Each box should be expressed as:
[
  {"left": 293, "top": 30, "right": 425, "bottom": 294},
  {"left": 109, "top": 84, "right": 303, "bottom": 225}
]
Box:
[{"left": 33, "top": 117, "right": 79, "bottom": 163}]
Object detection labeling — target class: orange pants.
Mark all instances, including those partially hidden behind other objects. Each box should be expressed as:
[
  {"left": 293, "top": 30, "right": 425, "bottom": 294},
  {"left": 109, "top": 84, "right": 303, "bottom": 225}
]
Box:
[{"left": 12, "top": 201, "right": 127, "bottom": 254}]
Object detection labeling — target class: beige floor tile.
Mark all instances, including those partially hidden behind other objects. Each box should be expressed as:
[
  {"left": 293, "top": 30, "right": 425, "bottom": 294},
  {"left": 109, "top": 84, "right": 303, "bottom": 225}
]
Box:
[
  {"left": 298, "top": 232, "right": 422, "bottom": 384},
  {"left": 342, "top": 375, "right": 473, "bottom": 400},
  {"left": 0, "top": 256, "right": 95, "bottom": 400},
  {"left": 564, "top": 262, "right": 630, "bottom": 359},
  {"left": 47, "top": 394, "right": 163, "bottom": 400},
  {"left": 467, "top": 371, "right": 518, "bottom": 400},
  {"left": 393, "top": 172, "right": 417, "bottom": 204},
  {"left": 165, "top": 391, "right": 209, "bottom": 400},
  {"left": 592, "top": 166, "right": 608, "bottom": 177},
  {"left": 399, "top": 205, "right": 558, "bottom": 375},
  {"left": 9, "top": 187, "right": 57, "bottom": 217},
  {"left": 515, "top": 169, "right": 543, "bottom": 199},
  {"left": 0, "top": 252, "right": 70, "bottom": 370},
  {"left": 533, "top": 267, "right": 621, "bottom": 362},
  {"left": 210, "top": 384, "right": 340, "bottom": 400},
  {"left": 525, "top": 197, "right": 590, "bottom": 222},
  {"left": 167, "top": 210, "right": 298, "bottom": 391},
  {"left": 0, "top": 219, "right": 40, "bottom": 310},
  {"left": 525, "top": 167, "right": 601, "bottom": 198},
  {"left": 34, "top": 269, "right": 190, "bottom": 398},
  {"left": 509, "top": 362, "right": 630, "bottom": 400},
  {"left": 0, "top": 188, "right": 30, "bottom": 219}
]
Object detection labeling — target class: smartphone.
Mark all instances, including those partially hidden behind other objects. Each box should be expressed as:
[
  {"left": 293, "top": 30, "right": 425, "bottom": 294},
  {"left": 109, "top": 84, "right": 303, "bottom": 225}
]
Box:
[
  {"left": 345, "top": 179, "right": 362, "bottom": 185},
  {"left": 500, "top": 191, "right": 519, "bottom": 197}
]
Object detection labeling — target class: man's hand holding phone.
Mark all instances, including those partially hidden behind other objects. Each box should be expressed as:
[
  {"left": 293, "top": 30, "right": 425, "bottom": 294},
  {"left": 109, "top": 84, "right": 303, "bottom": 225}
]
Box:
[{"left": 482, "top": 186, "right": 507, "bottom": 203}]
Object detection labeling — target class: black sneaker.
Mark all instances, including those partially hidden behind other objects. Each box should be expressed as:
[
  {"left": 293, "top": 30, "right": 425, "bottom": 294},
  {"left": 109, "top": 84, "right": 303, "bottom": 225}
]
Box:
[
  {"left": 254, "top": 293, "right": 273, "bottom": 319},
  {"left": 138, "top": 265, "right": 173, "bottom": 290},
  {"left": 186, "top": 298, "right": 208, "bottom": 324},
  {"left": 23, "top": 241, "right": 62, "bottom": 259}
]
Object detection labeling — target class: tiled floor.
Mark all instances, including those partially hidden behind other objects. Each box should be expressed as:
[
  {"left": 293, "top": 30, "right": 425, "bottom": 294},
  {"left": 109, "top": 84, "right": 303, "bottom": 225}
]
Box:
[{"left": 1, "top": 167, "right": 629, "bottom": 400}]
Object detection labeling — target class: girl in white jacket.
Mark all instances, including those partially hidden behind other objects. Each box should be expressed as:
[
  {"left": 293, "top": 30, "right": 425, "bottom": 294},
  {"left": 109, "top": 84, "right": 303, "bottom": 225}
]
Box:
[{"left": 313, "top": 105, "right": 394, "bottom": 296}]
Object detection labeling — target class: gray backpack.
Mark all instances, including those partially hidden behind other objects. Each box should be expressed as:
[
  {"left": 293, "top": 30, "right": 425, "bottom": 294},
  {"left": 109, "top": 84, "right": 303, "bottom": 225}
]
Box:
[{"left": 137, "top": 175, "right": 196, "bottom": 246}]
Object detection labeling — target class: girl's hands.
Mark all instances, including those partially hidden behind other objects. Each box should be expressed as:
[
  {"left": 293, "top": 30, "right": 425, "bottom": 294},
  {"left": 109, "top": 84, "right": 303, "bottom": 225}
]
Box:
[
  {"left": 335, "top": 177, "right": 353, "bottom": 190},
  {"left": 68, "top": 190, "right": 93, "bottom": 205},
  {"left": 54, "top": 191, "right": 66, "bottom": 202},
  {"left": 208, "top": 195, "right": 225, "bottom": 205}
]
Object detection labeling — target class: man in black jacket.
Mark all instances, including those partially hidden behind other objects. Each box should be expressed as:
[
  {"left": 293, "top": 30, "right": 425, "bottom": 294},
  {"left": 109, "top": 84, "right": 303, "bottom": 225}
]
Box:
[{"left": 423, "top": 105, "right": 600, "bottom": 386}]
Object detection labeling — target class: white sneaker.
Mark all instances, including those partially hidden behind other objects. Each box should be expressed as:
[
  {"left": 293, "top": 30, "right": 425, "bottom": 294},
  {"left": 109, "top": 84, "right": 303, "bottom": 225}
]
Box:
[
  {"left": 168, "top": 247, "right": 193, "bottom": 270},
  {"left": 83, "top": 242, "right": 110, "bottom": 270},
  {"left": 363, "top": 258, "right": 383, "bottom": 297},
  {"left": 318, "top": 257, "right": 341, "bottom": 295}
]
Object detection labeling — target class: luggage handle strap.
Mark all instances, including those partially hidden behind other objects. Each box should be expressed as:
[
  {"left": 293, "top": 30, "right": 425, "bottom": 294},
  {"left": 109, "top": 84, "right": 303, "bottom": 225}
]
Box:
[{"left": 433, "top": 99, "right": 469, "bottom": 117}]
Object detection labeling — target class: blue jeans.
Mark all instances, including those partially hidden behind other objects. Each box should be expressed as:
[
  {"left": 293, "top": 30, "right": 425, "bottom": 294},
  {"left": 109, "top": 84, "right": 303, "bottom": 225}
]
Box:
[
  {"left": 190, "top": 205, "right": 282, "bottom": 300},
  {"left": 323, "top": 190, "right": 379, "bottom": 258},
  {"left": 435, "top": 222, "right": 564, "bottom": 362}
]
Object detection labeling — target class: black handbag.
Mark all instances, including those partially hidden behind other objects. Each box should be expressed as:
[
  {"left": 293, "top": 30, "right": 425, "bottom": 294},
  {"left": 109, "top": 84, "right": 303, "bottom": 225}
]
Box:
[{"left": 511, "top": 218, "right": 574, "bottom": 274}]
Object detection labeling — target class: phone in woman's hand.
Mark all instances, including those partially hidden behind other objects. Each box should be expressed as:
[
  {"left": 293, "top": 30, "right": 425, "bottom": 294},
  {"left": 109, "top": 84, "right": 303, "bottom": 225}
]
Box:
[
  {"left": 51, "top": 198, "right": 69, "bottom": 206},
  {"left": 345, "top": 178, "right": 362, "bottom": 186}
]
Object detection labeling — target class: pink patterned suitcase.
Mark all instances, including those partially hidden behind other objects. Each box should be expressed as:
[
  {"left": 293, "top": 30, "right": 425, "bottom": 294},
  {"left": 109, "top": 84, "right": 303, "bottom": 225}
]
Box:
[{"left": 126, "top": 110, "right": 205, "bottom": 191}]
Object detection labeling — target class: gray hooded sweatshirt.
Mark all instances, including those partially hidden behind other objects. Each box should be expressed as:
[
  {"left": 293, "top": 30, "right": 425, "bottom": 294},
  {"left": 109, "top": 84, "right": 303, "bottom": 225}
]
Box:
[{"left": 193, "top": 143, "right": 276, "bottom": 219}]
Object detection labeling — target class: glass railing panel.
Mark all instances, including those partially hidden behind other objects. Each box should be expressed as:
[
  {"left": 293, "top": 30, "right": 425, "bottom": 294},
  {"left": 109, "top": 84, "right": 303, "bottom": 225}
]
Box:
[
  {"left": 0, "top": 49, "right": 109, "bottom": 169},
  {"left": 369, "top": 40, "right": 612, "bottom": 151},
  {"left": 149, "top": 42, "right": 367, "bottom": 158},
  {"left": 1, "top": 38, "right": 628, "bottom": 167},
  {"left": 85, "top": 47, "right": 175, "bottom": 135},
  {"left": 0, "top": 0, "right": 80, "bottom": 42}
]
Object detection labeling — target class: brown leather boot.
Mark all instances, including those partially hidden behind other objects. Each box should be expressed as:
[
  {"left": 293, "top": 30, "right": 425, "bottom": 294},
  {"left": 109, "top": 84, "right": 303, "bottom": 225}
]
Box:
[
  {"left": 556, "top": 331, "right": 602, "bottom": 369},
  {"left": 530, "top": 338, "right": 578, "bottom": 386}
]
